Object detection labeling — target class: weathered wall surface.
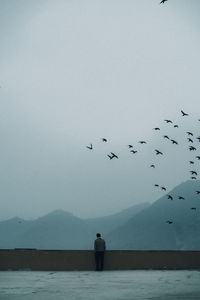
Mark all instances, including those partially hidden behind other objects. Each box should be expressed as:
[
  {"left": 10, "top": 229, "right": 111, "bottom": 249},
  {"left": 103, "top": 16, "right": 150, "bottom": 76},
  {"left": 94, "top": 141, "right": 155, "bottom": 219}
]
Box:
[{"left": 0, "top": 250, "right": 200, "bottom": 271}]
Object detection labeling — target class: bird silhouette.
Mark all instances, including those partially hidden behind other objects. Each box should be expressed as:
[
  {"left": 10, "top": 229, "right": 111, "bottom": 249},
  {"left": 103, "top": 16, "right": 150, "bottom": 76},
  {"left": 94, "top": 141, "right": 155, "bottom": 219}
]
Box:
[
  {"left": 187, "top": 132, "right": 193, "bottom": 136},
  {"left": 139, "top": 141, "right": 147, "bottom": 144},
  {"left": 155, "top": 149, "right": 163, "bottom": 155},
  {"left": 196, "top": 156, "right": 200, "bottom": 160},
  {"left": 86, "top": 144, "right": 93, "bottom": 150},
  {"left": 196, "top": 137, "right": 200, "bottom": 142},
  {"left": 130, "top": 150, "right": 138, "bottom": 154},
  {"left": 191, "top": 207, "right": 197, "bottom": 210},
  {"left": 160, "top": 0, "right": 168, "bottom": 4},
  {"left": 196, "top": 191, "right": 200, "bottom": 194},
  {"left": 178, "top": 196, "right": 185, "bottom": 200},
  {"left": 161, "top": 186, "right": 167, "bottom": 191},
  {"left": 171, "top": 139, "right": 178, "bottom": 145},
  {"left": 188, "top": 138, "right": 193, "bottom": 143},
  {"left": 128, "top": 145, "right": 133, "bottom": 148},
  {"left": 166, "top": 220, "right": 173, "bottom": 224},
  {"left": 150, "top": 164, "right": 155, "bottom": 168},
  {"left": 108, "top": 152, "right": 119, "bottom": 160},
  {"left": 167, "top": 195, "right": 173, "bottom": 200},
  {"left": 191, "top": 177, "right": 197, "bottom": 180},
  {"left": 189, "top": 161, "right": 194, "bottom": 164},
  {"left": 174, "top": 125, "right": 179, "bottom": 128},
  {"left": 165, "top": 119, "right": 172, "bottom": 123},
  {"left": 154, "top": 184, "right": 159, "bottom": 187},
  {"left": 190, "top": 171, "right": 197, "bottom": 176},
  {"left": 102, "top": 138, "right": 107, "bottom": 142},
  {"left": 181, "top": 110, "right": 189, "bottom": 116},
  {"left": 163, "top": 135, "right": 170, "bottom": 139},
  {"left": 189, "top": 146, "right": 196, "bottom": 151},
  {"left": 154, "top": 127, "right": 160, "bottom": 130}
]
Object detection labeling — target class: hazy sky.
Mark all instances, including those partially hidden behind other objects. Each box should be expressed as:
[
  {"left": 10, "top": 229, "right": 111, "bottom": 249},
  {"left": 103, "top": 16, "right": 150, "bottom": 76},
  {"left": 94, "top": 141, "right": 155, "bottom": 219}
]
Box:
[{"left": 0, "top": 0, "right": 200, "bottom": 220}]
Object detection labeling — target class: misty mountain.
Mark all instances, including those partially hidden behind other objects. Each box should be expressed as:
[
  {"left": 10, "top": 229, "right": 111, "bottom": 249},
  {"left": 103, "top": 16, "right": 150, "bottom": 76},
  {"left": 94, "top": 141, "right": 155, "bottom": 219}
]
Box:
[
  {"left": 1, "top": 180, "right": 200, "bottom": 250},
  {"left": 0, "top": 203, "right": 148, "bottom": 250},
  {"left": 85, "top": 202, "right": 150, "bottom": 235},
  {"left": 0, "top": 217, "right": 33, "bottom": 248},
  {"left": 106, "top": 180, "right": 200, "bottom": 250},
  {"left": 14, "top": 210, "right": 93, "bottom": 250}
]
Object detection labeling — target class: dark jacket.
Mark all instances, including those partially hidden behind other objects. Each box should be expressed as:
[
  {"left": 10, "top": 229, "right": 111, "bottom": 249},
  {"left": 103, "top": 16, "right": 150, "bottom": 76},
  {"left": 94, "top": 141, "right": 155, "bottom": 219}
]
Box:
[{"left": 94, "top": 237, "right": 106, "bottom": 252}]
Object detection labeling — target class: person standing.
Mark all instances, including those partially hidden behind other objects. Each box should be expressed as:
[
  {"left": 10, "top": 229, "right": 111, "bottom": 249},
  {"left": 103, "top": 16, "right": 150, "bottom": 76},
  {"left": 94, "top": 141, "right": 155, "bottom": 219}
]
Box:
[{"left": 94, "top": 233, "right": 106, "bottom": 271}]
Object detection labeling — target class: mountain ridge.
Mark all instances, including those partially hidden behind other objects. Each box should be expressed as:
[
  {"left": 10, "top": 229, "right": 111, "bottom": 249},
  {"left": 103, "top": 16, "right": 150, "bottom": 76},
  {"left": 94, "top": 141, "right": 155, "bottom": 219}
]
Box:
[
  {"left": 106, "top": 180, "right": 200, "bottom": 250},
  {"left": 0, "top": 180, "right": 200, "bottom": 250},
  {"left": 0, "top": 202, "right": 149, "bottom": 249}
]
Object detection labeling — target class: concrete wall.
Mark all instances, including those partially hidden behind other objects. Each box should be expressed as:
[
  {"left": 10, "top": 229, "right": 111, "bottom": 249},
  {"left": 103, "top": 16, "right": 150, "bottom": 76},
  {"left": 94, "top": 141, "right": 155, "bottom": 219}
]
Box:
[{"left": 0, "top": 249, "right": 200, "bottom": 271}]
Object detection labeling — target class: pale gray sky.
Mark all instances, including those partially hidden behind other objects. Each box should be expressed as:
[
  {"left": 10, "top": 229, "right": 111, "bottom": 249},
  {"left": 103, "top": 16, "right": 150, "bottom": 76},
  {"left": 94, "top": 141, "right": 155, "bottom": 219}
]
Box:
[{"left": 0, "top": 0, "right": 200, "bottom": 220}]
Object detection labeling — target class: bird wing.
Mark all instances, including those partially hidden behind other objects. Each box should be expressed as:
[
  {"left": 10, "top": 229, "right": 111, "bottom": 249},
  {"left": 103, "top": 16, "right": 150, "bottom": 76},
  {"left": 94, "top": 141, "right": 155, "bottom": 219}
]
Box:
[{"left": 110, "top": 152, "right": 118, "bottom": 158}]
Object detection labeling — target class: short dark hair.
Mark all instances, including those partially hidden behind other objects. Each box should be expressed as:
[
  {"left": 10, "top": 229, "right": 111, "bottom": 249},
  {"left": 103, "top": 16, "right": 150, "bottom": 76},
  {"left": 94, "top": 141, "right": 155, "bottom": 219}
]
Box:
[{"left": 96, "top": 233, "right": 101, "bottom": 238}]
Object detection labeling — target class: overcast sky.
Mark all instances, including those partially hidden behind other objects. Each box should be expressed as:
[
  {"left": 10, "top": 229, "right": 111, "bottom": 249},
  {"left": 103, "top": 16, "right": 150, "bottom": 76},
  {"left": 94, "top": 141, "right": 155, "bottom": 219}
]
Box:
[{"left": 0, "top": 0, "right": 200, "bottom": 220}]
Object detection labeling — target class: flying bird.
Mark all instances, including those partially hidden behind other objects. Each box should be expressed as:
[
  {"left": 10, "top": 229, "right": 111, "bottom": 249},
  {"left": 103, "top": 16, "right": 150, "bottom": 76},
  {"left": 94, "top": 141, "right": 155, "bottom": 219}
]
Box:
[
  {"left": 196, "top": 191, "right": 200, "bottom": 194},
  {"left": 139, "top": 141, "right": 147, "bottom": 144},
  {"left": 160, "top": 0, "right": 168, "bottom": 4},
  {"left": 102, "top": 138, "right": 107, "bottom": 142},
  {"left": 161, "top": 186, "right": 167, "bottom": 191},
  {"left": 165, "top": 119, "right": 172, "bottom": 123},
  {"left": 128, "top": 145, "right": 133, "bottom": 148},
  {"left": 188, "top": 138, "right": 193, "bottom": 143},
  {"left": 189, "top": 146, "right": 196, "bottom": 151},
  {"left": 178, "top": 196, "right": 185, "bottom": 200},
  {"left": 150, "top": 164, "right": 155, "bottom": 168},
  {"left": 181, "top": 110, "right": 189, "bottom": 116},
  {"left": 174, "top": 125, "right": 179, "bottom": 128},
  {"left": 167, "top": 195, "right": 173, "bottom": 200},
  {"left": 187, "top": 132, "right": 193, "bottom": 136},
  {"left": 155, "top": 149, "right": 163, "bottom": 155},
  {"left": 163, "top": 135, "right": 170, "bottom": 139},
  {"left": 196, "top": 156, "right": 200, "bottom": 160},
  {"left": 154, "top": 127, "right": 160, "bottom": 130},
  {"left": 86, "top": 144, "right": 93, "bottom": 150},
  {"left": 171, "top": 139, "right": 178, "bottom": 145},
  {"left": 154, "top": 184, "right": 159, "bottom": 187},
  {"left": 166, "top": 220, "right": 173, "bottom": 224},
  {"left": 191, "top": 177, "right": 197, "bottom": 180},
  {"left": 130, "top": 150, "right": 138, "bottom": 154},
  {"left": 191, "top": 207, "right": 197, "bottom": 210},
  {"left": 189, "top": 161, "right": 194, "bottom": 164},
  {"left": 190, "top": 171, "right": 197, "bottom": 176},
  {"left": 107, "top": 152, "right": 119, "bottom": 160},
  {"left": 196, "top": 137, "right": 200, "bottom": 142}
]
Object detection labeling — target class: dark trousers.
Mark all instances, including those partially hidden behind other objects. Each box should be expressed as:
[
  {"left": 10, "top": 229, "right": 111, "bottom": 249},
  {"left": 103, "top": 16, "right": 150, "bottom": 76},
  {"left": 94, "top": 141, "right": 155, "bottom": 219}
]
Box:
[{"left": 95, "top": 251, "right": 105, "bottom": 271}]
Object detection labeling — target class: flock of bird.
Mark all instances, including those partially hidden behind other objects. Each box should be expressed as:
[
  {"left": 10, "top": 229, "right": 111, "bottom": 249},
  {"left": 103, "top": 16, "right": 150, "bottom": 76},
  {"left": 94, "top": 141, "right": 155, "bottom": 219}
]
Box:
[{"left": 85, "top": 110, "right": 200, "bottom": 225}]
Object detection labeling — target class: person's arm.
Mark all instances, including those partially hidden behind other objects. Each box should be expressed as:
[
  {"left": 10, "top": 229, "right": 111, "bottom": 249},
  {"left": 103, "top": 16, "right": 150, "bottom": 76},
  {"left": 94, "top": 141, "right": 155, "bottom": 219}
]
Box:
[{"left": 94, "top": 240, "right": 96, "bottom": 251}]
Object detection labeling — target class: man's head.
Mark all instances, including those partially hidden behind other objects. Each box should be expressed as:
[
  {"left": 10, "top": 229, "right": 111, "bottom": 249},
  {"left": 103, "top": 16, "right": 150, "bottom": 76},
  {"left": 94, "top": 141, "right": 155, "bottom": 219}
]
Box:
[{"left": 96, "top": 233, "right": 101, "bottom": 238}]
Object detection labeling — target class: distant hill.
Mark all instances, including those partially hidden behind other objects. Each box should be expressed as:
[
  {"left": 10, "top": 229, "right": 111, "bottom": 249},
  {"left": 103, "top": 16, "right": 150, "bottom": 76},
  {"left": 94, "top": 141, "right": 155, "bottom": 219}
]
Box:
[
  {"left": 0, "top": 203, "right": 149, "bottom": 250},
  {"left": 1, "top": 181, "right": 199, "bottom": 250},
  {"left": 106, "top": 180, "right": 200, "bottom": 250},
  {"left": 13, "top": 210, "right": 93, "bottom": 250},
  {"left": 85, "top": 202, "right": 150, "bottom": 235}
]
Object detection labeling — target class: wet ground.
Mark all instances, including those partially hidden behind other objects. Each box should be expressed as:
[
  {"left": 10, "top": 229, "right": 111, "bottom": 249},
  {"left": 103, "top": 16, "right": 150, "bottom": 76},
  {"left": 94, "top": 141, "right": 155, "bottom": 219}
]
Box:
[{"left": 0, "top": 270, "right": 200, "bottom": 300}]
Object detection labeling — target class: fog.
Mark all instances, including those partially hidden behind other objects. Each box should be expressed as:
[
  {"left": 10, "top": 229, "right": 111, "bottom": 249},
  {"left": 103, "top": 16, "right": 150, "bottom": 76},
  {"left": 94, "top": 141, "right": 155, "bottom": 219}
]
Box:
[{"left": 0, "top": 0, "right": 200, "bottom": 219}]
